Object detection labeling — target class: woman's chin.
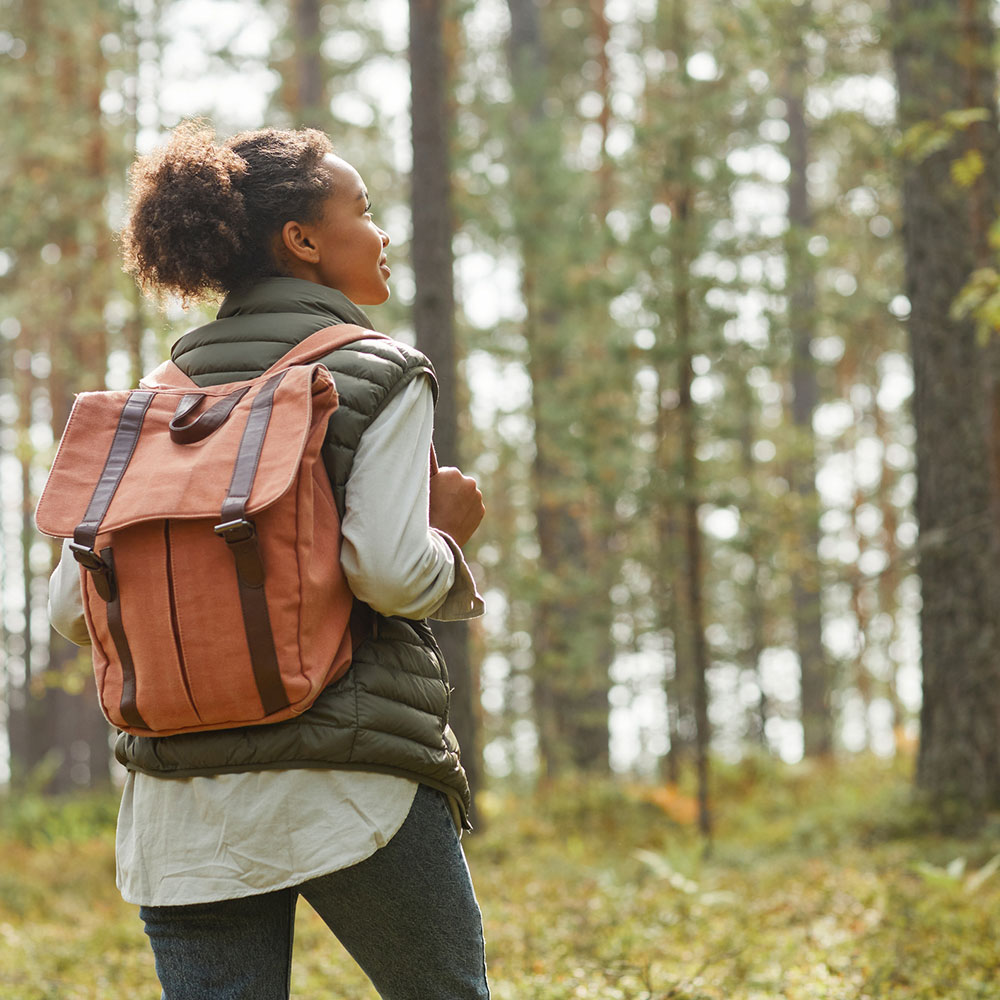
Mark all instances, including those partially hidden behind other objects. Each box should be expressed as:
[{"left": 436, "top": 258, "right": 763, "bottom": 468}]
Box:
[{"left": 352, "top": 285, "right": 391, "bottom": 306}]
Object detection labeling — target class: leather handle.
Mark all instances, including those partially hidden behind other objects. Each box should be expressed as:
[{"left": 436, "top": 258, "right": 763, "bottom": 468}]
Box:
[
  {"left": 172, "top": 393, "right": 204, "bottom": 424},
  {"left": 169, "top": 386, "right": 251, "bottom": 444}
]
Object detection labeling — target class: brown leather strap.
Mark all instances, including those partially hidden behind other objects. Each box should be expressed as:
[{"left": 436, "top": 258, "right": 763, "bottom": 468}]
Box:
[
  {"left": 220, "top": 372, "right": 286, "bottom": 523},
  {"left": 72, "top": 390, "right": 155, "bottom": 601},
  {"left": 257, "top": 325, "right": 392, "bottom": 378},
  {"left": 214, "top": 371, "right": 289, "bottom": 716},
  {"left": 169, "top": 386, "right": 251, "bottom": 444},
  {"left": 102, "top": 547, "right": 148, "bottom": 730}
]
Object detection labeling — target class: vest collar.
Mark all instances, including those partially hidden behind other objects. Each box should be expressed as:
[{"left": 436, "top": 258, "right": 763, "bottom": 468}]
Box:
[{"left": 216, "top": 277, "right": 375, "bottom": 330}]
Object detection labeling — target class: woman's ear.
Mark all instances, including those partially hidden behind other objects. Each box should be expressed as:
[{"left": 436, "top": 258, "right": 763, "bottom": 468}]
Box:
[{"left": 281, "top": 220, "right": 319, "bottom": 263}]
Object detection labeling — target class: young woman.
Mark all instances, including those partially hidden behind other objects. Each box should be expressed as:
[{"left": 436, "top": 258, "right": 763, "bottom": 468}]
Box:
[{"left": 48, "top": 123, "right": 489, "bottom": 1000}]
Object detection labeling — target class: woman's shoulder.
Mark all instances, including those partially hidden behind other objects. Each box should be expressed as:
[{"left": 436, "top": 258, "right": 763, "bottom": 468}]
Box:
[{"left": 320, "top": 334, "right": 437, "bottom": 394}]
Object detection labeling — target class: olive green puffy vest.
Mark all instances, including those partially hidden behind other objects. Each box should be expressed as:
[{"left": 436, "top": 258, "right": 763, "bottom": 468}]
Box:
[{"left": 114, "top": 278, "right": 472, "bottom": 827}]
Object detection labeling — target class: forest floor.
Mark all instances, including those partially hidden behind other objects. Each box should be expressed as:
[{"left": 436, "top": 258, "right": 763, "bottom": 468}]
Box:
[{"left": 2, "top": 753, "right": 999, "bottom": 999}]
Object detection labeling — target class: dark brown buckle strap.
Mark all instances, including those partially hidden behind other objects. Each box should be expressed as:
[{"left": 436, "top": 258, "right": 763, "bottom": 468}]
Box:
[
  {"left": 219, "top": 372, "right": 286, "bottom": 523},
  {"left": 213, "top": 518, "right": 264, "bottom": 587},
  {"left": 214, "top": 371, "right": 289, "bottom": 716},
  {"left": 69, "top": 541, "right": 116, "bottom": 602},
  {"left": 72, "top": 390, "right": 155, "bottom": 554},
  {"left": 68, "top": 390, "right": 154, "bottom": 727},
  {"left": 102, "top": 547, "right": 147, "bottom": 730},
  {"left": 72, "top": 390, "right": 155, "bottom": 602}
]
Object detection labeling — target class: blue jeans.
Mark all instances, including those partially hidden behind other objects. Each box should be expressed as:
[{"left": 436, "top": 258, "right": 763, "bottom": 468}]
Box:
[{"left": 139, "top": 784, "right": 490, "bottom": 999}]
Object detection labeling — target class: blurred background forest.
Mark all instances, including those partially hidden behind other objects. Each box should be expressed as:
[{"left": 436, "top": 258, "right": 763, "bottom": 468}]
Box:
[{"left": 2, "top": 0, "right": 1000, "bottom": 836}]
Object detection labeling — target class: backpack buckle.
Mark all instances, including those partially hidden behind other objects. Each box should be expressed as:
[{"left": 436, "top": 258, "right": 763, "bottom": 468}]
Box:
[
  {"left": 69, "top": 542, "right": 116, "bottom": 602},
  {"left": 214, "top": 518, "right": 265, "bottom": 588},
  {"left": 69, "top": 542, "right": 104, "bottom": 571},
  {"left": 214, "top": 519, "right": 256, "bottom": 544}
]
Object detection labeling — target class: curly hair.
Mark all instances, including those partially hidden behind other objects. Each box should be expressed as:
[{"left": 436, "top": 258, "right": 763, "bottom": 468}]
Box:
[{"left": 120, "top": 122, "right": 336, "bottom": 300}]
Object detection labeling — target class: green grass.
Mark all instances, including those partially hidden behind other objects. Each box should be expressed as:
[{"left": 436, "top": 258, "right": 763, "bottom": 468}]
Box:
[{"left": 2, "top": 754, "right": 999, "bottom": 998}]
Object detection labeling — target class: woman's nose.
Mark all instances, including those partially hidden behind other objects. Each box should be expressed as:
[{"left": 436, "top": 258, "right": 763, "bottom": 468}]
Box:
[{"left": 379, "top": 228, "right": 390, "bottom": 248}]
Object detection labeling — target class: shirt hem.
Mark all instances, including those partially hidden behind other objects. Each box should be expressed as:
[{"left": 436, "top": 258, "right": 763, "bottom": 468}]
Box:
[{"left": 118, "top": 779, "right": 419, "bottom": 908}]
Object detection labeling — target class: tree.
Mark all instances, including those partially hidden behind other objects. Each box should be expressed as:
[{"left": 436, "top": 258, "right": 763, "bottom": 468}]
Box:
[
  {"left": 891, "top": 0, "right": 1000, "bottom": 812},
  {"left": 408, "top": 0, "right": 483, "bottom": 801},
  {"left": 0, "top": 0, "right": 134, "bottom": 792},
  {"left": 504, "top": 0, "right": 631, "bottom": 775},
  {"left": 777, "top": 0, "right": 831, "bottom": 757}
]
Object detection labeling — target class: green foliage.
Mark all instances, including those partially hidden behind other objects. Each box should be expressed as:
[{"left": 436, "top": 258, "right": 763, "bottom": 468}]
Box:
[
  {"left": 4, "top": 758, "right": 1000, "bottom": 997},
  {"left": 896, "top": 108, "right": 993, "bottom": 163},
  {"left": 951, "top": 216, "right": 1000, "bottom": 345},
  {"left": 0, "top": 789, "right": 119, "bottom": 847}
]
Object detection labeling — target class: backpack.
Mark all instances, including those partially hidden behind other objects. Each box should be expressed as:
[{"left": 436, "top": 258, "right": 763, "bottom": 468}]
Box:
[{"left": 35, "top": 325, "right": 388, "bottom": 737}]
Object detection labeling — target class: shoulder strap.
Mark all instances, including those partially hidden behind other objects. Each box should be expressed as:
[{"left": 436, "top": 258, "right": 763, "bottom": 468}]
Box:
[
  {"left": 260, "top": 325, "right": 389, "bottom": 376},
  {"left": 140, "top": 324, "right": 389, "bottom": 392},
  {"left": 140, "top": 322, "right": 440, "bottom": 471}
]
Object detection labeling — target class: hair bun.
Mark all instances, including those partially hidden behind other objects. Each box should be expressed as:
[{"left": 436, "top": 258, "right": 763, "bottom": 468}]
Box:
[{"left": 121, "top": 122, "right": 251, "bottom": 300}]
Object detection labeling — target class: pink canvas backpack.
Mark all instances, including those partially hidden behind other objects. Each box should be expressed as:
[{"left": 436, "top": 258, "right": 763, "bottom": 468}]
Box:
[{"left": 35, "top": 325, "right": 387, "bottom": 737}]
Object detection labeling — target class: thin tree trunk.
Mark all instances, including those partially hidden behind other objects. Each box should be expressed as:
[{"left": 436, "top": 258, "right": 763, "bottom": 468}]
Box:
[
  {"left": 737, "top": 375, "right": 769, "bottom": 747},
  {"left": 660, "top": 0, "right": 711, "bottom": 838},
  {"left": 782, "top": 11, "right": 830, "bottom": 757}
]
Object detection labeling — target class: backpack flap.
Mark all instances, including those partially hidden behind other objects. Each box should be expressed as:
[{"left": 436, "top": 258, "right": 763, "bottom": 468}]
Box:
[{"left": 35, "top": 362, "right": 337, "bottom": 539}]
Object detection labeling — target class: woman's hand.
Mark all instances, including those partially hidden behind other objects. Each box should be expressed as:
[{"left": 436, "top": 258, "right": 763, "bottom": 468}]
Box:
[{"left": 428, "top": 467, "right": 485, "bottom": 548}]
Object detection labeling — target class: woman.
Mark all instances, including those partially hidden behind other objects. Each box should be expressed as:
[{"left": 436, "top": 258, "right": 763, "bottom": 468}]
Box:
[{"left": 48, "top": 123, "right": 489, "bottom": 1000}]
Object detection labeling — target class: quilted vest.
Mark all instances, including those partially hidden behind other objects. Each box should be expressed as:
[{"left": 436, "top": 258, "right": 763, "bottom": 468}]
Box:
[{"left": 113, "top": 278, "right": 472, "bottom": 827}]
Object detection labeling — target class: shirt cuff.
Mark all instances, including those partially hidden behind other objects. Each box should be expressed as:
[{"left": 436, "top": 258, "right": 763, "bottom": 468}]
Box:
[{"left": 428, "top": 530, "right": 485, "bottom": 621}]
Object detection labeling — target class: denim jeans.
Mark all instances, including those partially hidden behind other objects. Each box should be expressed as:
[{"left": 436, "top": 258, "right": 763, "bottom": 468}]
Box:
[{"left": 139, "top": 783, "right": 490, "bottom": 999}]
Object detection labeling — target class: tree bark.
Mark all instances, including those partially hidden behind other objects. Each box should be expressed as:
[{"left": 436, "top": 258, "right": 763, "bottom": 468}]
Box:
[
  {"left": 654, "top": 0, "right": 711, "bottom": 837},
  {"left": 409, "top": 0, "right": 483, "bottom": 803},
  {"left": 291, "top": 0, "right": 325, "bottom": 129},
  {"left": 506, "top": 0, "right": 612, "bottom": 776},
  {"left": 891, "top": 0, "right": 1000, "bottom": 813},
  {"left": 782, "top": 12, "right": 831, "bottom": 757},
  {"left": 737, "top": 372, "right": 770, "bottom": 747}
]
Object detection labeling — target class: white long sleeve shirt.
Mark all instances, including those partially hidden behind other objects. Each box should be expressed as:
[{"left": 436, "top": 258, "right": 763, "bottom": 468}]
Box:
[{"left": 48, "top": 374, "right": 483, "bottom": 905}]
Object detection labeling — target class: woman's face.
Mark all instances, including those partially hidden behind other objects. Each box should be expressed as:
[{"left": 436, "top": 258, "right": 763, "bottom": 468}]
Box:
[{"left": 282, "top": 154, "right": 391, "bottom": 305}]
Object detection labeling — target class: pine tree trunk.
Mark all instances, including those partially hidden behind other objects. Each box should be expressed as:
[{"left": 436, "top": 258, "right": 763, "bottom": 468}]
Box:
[
  {"left": 506, "top": 0, "right": 612, "bottom": 776},
  {"left": 660, "top": 0, "right": 711, "bottom": 837},
  {"left": 737, "top": 377, "right": 770, "bottom": 747},
  {"left": 409, "top": 0, "right": 483, "bottom": 802},
  {"left": 891, "top": 0, "right": 1000, "bottom": 812},
  {"left": 674, "top": 206, "right": 711, "bottom": 839},
  {"left": 782, "top": 17, "right": 830, "bottom": 758},
  {"left": 291, "top": 0, "right": 324, "bottom": 128}
]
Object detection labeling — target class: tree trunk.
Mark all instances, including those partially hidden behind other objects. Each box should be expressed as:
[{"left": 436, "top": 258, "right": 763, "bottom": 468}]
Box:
[
  {"left": 506, "top": 0, "right": 612, "bottom": 776},
  {"left": 409, "top": 0, "right": 483, "bottom": 802},
  {"left": 737, "top": 372, "right": 770, "bottom": 747},
  {"left": 674, "top": 202, "right": 711, "bottom": 839},
  {"left": 891, "top": 0, "right": 1000, "bottom": 813},
  {"left": 290, "top": 0, "right": 325, "bottom": 129},
  {"left": 782, "top": 12, "right": 831, "bottom": 757},
  {"left": 655, "top": 0, "right": 711, "bottom": 837}
]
